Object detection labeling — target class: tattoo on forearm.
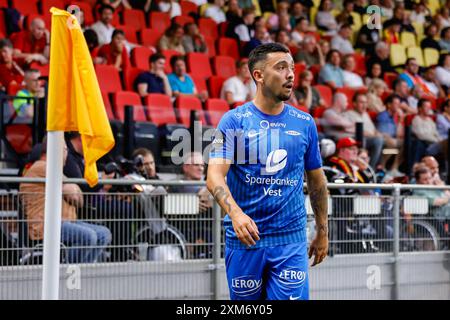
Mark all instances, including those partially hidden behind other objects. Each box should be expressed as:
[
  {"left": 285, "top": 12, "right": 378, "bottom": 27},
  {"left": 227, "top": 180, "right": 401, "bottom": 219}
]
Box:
[
  {"left": 213, "top": 186, "right": 231, "bottom": 212},
  {"left": 309, "top": 183, "right": 328, "bottom": 220}
]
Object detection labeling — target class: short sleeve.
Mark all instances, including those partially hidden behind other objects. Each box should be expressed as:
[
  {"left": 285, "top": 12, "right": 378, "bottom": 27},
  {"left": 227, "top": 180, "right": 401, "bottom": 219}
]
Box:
[
  {"left": 209, "top": 111, "right": 237, "bottom": 161},
  {"left": 168, "top": 74, "right": 180, "bottom": 92},
  {"left": 304, "top": 121, "right": 323, "bottom": 171}
]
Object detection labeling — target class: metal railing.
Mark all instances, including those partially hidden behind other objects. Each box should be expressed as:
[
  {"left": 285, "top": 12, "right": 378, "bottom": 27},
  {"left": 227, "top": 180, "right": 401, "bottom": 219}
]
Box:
[{"left": 0, "top": 178, "right": 449, "bottom": 299}]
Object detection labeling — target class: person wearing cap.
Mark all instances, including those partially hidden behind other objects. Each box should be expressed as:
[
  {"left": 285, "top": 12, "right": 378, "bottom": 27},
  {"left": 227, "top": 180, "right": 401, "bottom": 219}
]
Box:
[{"left": 324, "top": 137, "right": 367, "bottom": 183}]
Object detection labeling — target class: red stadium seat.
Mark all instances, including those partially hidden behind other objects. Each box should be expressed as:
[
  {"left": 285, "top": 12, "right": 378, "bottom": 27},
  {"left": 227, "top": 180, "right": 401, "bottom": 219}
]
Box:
[
  {"left": 130, "top": 46, "right": 152, "bottom": 70},
  {"left": 198, "top": 18, "right": 218, "bottom": 39},
  {"left": 41, "top": 0, "right": 65, "bottom": 14},
  {"left": 174, "top": 15, "right": 195, "bottom": 26},
  {"left": 218, "top": 37, "right": 240, "bottom": 60},
  {"left": 162, "top": 49, "right": 181, "bottom": 74},
  {"left": 72, "top": 2, "right": 94, "bottom": 25},
  {"left": 186, "top": 52, "right": 212, "bottom": 79},
  {"left": 208, "top": 76, "right": 225, "bottom": 99},
  {"left": 218, "top": 21, "right": 228, "bottom": 37},
  {"left": 95, "top": 65, "right": 123, "bottom": 93},
  {"left": 11, "top": 0, "right": 39, "bottom": 15},
  {"left": 312, "top": 106, "right": 327, "bottom": 118},
  {"left": 145, "top": 94, "right": 178, "bottom": 125},
  {"left": 140, "top": 28, "right": 162, "bottom": 48},
  {"left": 5, "top": 124, "right": 32, "bottom": 155},
  {"left": 295, "top": 105, "right": 310, "bottom": 113},
  {"left": 29, "top": 62, "right": 49, "bottom": 77},
  {"left": 0, "top": 10, "right": 6, "bottom": 36},
  {"left": 212, "top": 56, "right": 236, "bottom": 78},
  {"left": 309, "top": 64, "right": 321, "bottom": 85},
  {"left": 124, "top": 67, "right": 145, "bottom": 91},
  {"left": 116, "top": 25, "right": 138, "bottom": 44},
  {"left": 101, "top": 91, "right": 116, "bottom": 120},
  {"left": 204, "top": 98, "right": 229, "bottom": 127},
  {"left": 113, "top": 91, "right": 146, "bottom": 121},
  {"left": 149, "top": 11, "right": 171, "bottom": 31},
  {"left": 313, "top": 85, "right": 333, "bottom": 107},
  {"left": 405, "top": 114, "right": 416, "bottom": 126},
  {"left": 0, "top": 0, "right": 8, "bottom": 8},
  {"left": 123, "top": 9, "right": 147, "bottom": 31},
  {"left": 293, "top": 63, "right": 307, "bottom": 88},
  {"left": 175, "top": 96, "right": 206, "bottom": 126},
  {"left": 180, "top": 0, "right": 198, "bottom": 16},
  {"left": 353, "top": 52, "right": 367, "bottom": 77},
  {"left": 383, "top": 72, "right": 398, "bottom": 88},
  {"left": 189, "top": 74, "right": 208, "bottom": 93},
  {"left": 203, "top": 35, "right": 216, "bottom": 58},
  {"left": 8, "top": 82, "right": 23, "bottom": 95}
]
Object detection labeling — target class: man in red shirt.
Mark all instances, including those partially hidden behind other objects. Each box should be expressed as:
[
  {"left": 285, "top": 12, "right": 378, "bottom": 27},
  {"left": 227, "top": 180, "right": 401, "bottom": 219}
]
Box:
[
  {"left": 95, "top": 29, "right": 130, "bottom": 72},
  {"left": 11, "top": 17, "right": 50, "bottom": 66},
  {"left": 0, "top": 39, "right": 24, "bottom": 92}
]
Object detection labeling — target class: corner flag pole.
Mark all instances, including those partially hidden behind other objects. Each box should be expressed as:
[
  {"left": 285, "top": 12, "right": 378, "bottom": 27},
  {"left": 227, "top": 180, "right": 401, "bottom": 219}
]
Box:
[{"left": 42, "top": 131, "right": 64, "bottom": 300}]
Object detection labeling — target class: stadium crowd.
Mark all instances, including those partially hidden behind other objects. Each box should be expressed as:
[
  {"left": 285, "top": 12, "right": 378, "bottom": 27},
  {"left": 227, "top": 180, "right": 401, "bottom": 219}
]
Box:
[{"left": 0, "top": 0, "right": 450, "bottom": 263}]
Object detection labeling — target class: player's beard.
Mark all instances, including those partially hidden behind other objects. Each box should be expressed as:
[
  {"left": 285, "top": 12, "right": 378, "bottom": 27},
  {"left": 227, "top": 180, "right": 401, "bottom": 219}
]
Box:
[{"left": 277, "top": 92, "right": 291, "bottom": 101}]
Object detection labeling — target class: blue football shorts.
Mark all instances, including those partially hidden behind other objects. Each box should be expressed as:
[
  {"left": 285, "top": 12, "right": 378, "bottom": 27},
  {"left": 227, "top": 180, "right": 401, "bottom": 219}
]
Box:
[{"left": 225, "top": 242, "right": 309, "bottom": 300}]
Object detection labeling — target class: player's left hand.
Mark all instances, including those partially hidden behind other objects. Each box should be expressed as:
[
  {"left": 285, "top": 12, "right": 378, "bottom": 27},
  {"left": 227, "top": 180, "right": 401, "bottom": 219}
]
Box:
[{"left": 308, "top": 232, "right": 328, "bottom": 267}]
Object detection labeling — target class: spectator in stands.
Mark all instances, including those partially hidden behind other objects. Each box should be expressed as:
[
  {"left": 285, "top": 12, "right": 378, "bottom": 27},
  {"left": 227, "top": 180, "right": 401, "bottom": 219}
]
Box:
[
  {"left": 0, "top": 39, "right": 24, "bottom": 92},
  {"left": 383, "top": 18, "right": 401, "bottom": 44},
  {"left": 158, "top": 0, "right": 182, "bottom": 18},
  {"left": 439, "top": 27, "right": 450, "bottom": 52},
  {"left": 322, "top": 92, "right": 354, "bottom": 140},
  {"left": 436, "top": 7, "right": 450, "bottom": 31},
  {"left": 293, "top": 70, "right": 323, "bottom": 112},
  {"left": 385, "top": 4, "right": 415, "bottom": 33},
  {"left": 393, "top": 78, "right": 418, "bottom": 114},
  {"left": 220, "top": 58, "right": 255, "bottom": 105},
  {"left": 367, "top": 78, "right": 387, "bottom": 113},
  {"left": 318, "top": 49, "right": 344, "bottom": 89},
  {"left": 242, "top": 25, "right": 271, "bottom": 57},
  {"left": 294, "top": 35, "right": 324, "bottom": 67},
  {"left": 412, "top": 98, "right": 446, "bottom": 160},
  {"left": 229, "top": 8, "right": 256, "bottom": 42},
  {"left": 367, "top": 41, "right": 394, "bottom": 76},
  {"left": 343, "top": 93, "right": 384, "bottom": 168},
  {"left": 437, "top": 99, "right": 450, "bottom": 140},
  {"left": 422, "top": 67, "right": 446, "bottom": 99},
  {"left": 159, "top": 23, "right": 185, "bottom": 55},
  {"left": 342, "top": 54, "right": 364, "bottom": 88},
  {"left": 331, "top": 24, "right": 355, "bottom": 55},
  {"left": 204, "top": 0, "right": 226, "bottom": 24},
  {"left": 413, "top": 166, "right": 450, "bottom": 219},
  {"left": 182, "top": 23, "right": 207, "bottom": 54},
  {"left": 89, "top": 4, "right": 116, "bottom": 46},
  {"left": 421, "top": 24, "right": 441, "bottom": 51},
  {"left": 274, "top": 30, "right": 294, "bottom": 49},
  {"left": 12, "top": 69, "right": 44, "bottom": 122},
  {"left": 319, "top": 38, "right": 330, "bottom": 56},
  {"left": 289, "top": 2, "right": 308, "bottom": 28},
  {"left": 96, "top": 29, "right": 130, "bottom": 72},
  {"left": 421, "top": 155, "right": 446, "bottom": 185},
  {"left": 409, "top": 0, "right": 430, "bottom": 25},
  {"left": 356, "top": 23, "right": 382, "bottom": 57},
  {"left": 168, "top": 55, "right": 208, "bottom": 101},
  {"left": 376, "top": 94, "right": 405, "bottom": 176},
  {"left": 353, "top": 0, "right": 367, "bottom": 15},
  {"left": 97, "top": 0, "right": 132, "bottom": 10},
  {"left": 399, "top": 58, "right": 430, "bottom": 93},
  {"left": 20, "top": 139, "right": 112, "bottom": 263},
  {"left": 132, "top": 147, "right": 159, "bottom": 179},
  {"left": 436, "top": 53, "right": 450, "bottom": 90},
  {"left": 291, "top": 17, "right": 314, "bottom": 46},
  {"left": 315, "top": 0, "right": 338, "bottom": 35},
  {"left": 226, "top": 0, "right": 243, "bottom": 25},
  {"left": 135, "top": 53, "right": 172, "bottom": 97},
  {"left": 336, "top": 0, "right": 355, "bottom": 26},
  {"left": 266, "top": 0, "right": 289, "bottom": 31},
  {"left": 11, "top": 17, "right": 49, "bottom": 65},
  {"left": 365, "top": 62, "right": 385, "bottom": 87},
  {"left": 381, "top": 0, "right": 394, "bottom": 20}
]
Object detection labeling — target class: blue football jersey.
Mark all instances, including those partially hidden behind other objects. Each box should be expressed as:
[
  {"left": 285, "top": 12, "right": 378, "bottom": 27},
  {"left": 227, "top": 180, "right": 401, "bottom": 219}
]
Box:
[{"left": 210, "top": 102, "right": 322, "bottom": 249}]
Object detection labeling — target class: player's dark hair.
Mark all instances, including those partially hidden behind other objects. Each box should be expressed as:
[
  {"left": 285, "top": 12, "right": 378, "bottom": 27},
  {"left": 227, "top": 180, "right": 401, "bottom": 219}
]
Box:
[{"left": 248, "top": 43, "right": 290, "bottom": 80}]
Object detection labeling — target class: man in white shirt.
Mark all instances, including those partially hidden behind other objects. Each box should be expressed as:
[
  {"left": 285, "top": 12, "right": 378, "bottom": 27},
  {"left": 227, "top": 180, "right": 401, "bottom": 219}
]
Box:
[
  {"left": 220, "top": 59, "right": 255, "bottom": 105},
  {"left": 342, "top": 54, "right": 364, "bottom": 88},
  {"left": 204, "top": 0, "right": 226, "bottom": 24},
  {"left": 159, "top": 0, "right": 182, "bottom": 18},
  {"left": 331, "top": 24, "right": 355, "bottom": 55},
  {"left": 89, "top": 4, "right": 115, "bottom": 46},
  {"left": 343, "top": 93, "right": 384, "bottom": 168},
  {"left": 436, "top": 54, "right": 450, "bottom": 88}
]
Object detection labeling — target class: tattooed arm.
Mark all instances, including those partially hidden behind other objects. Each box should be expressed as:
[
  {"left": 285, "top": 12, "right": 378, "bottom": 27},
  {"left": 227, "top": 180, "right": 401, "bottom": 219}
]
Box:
[
  {"left": 207, "top": 158, "right": 260, "bottom": 246},
  {"left": 305, "top": 168, "right": 329, "bottom": 266}
]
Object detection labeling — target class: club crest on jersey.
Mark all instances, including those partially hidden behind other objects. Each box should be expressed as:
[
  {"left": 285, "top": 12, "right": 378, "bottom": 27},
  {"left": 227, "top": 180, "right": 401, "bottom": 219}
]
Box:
[{"left": 261, "top": 149, "right": 287, "bottom": 175}]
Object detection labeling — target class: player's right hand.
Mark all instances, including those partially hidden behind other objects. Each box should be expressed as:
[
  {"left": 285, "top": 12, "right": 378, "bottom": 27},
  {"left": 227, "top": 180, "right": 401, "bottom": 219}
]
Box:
[{"left": 231, "top": 211, "right": 260, "bottom": 246}]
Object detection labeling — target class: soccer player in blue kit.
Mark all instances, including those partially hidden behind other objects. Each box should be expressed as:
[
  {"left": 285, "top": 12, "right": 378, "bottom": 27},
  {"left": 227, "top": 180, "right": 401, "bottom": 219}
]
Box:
[{"left": 206, "top": 43, "right": 329, "bottom": 300}]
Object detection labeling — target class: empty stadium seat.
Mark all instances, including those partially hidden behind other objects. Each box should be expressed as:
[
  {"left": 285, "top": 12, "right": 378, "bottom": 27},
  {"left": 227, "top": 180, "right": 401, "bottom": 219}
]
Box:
[
  {"left": 218, "top": 21, "right": 228, "bottom": 37},
  {"left": 41, "top": 0, "right": 65, "bottom": 14},
  {"left": 130, "top": 46, "right": 152, "bottom": 70},
  {"left": 198, "top": 18, "right": 218, "bottom": 39},
  {"left": 124, "top": 67, "right": 145, "bottom": 91},
  {"left": 0, "top": 0, "right": 8, "bottom": 8},
  {"left": 149, "top": 11, "right": 170, "bottom": 31},
  {"left": 189, "top": 74, "right": 208, "bottom": 93},
  {"left": 313, "top": 85, "right": 332, "bottom": 107},
  {"left": 145, "top": 94, "right": 178, "bottom": 126},
  {"left": 424, "top": 48, "right": 439, "bottom": 67},
  {"left": 204, "top": 98, "right": 229, "bottom": 127},
  {"left": 11, "top": 0, "right": 39, "bottom": 15},
  {"left": 390, "top": 43, "right": 407, "bottom": 66},
  {"left": 123, "top": 9, "right": 147, "bottom": 31},
  {"left": 309, "top": 64, "right": 321, "bottom": 84},
  {"left": 212, "top": 56, "right": 236, "bottom": 79},
  {"left": 101, "top": 91, "right": 116, "bottom": 120},
  {"left": 140, "top": 28, "right": 162, "bottom": 48},
  {"left": 186, "top": 52, "right": 212, "bottom": 79},
  {"left": 400, "top": 31, "right": 416, "bottom": 47},
  {"left": 113, "top": 91, "right": 146, "bottom": 121},
  {"left": 5, "top": 124, "right": 32, "bottom": 155},
  {"left": 174, "top": 15, "right": 195, "bottom": 26},
  {"left": 175, "top": 96, "right": 206, "bottom": 126},
  {"left": 0, "top": 10, "right": 6, "bottom": 36},
  {"left": 208, "top": 76, "right": 225, "bottom": 99},
  {"left": 180, "top": 0, "right": 198, "bottom": 16},
  {"left": 203, "top": 35, "right": 216, "bottom": 58},
  {"left": 407, "top": 46, "right": 424, "bottom": 66},
  {"left": 29, "top": 62, "right": 49, "bottom": 77},
  {"left": 95, "top": 65, "right": 123, "bottom": 93},
  {"left": 162, "top": 49, "right": 181, "bottom": 74},
  {"left": 353, "top": 52, "right": 367, "bottom": 77},
  {"left": 218, "top": 37, "right": 240, "bottom": 60},
  {"left": 293, "top": 63, "right": 307, "bottom": 87}
]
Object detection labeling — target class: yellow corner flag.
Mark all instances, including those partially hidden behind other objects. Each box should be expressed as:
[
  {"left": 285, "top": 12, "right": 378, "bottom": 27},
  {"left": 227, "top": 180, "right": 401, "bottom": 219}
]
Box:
[{"left": 47, "top": 7, "right": 115, "bottom": 187}]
